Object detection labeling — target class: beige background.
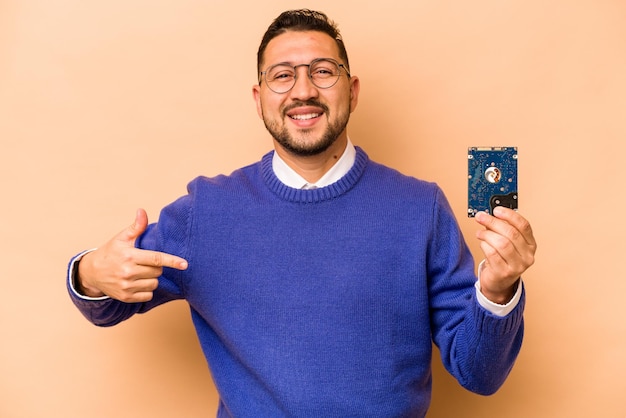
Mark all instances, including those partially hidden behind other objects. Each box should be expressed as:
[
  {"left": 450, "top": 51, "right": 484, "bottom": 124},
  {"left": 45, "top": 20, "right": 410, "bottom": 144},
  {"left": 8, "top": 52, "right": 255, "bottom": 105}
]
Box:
[{"left": 2, "top": 0, "right": 625, "bottom": 417}]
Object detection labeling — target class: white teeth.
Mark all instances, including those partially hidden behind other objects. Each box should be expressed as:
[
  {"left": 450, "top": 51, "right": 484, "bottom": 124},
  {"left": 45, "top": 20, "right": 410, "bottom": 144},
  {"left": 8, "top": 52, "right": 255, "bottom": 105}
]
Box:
[{"left": 290, "top": 113, "right": 320, "bottom": 120}]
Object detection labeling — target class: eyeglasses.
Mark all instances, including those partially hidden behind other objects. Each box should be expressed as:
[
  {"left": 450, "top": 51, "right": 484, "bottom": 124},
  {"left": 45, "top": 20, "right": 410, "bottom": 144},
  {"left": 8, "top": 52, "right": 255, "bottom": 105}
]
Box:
[{"left": 259, "top": 58, "right": 350, "bottom": 94}]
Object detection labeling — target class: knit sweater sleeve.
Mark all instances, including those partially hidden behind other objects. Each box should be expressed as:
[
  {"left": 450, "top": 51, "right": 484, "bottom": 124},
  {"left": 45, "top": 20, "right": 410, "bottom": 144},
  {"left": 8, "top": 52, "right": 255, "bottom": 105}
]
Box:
[
  {"left": 66, "top": 192, "right": 193, "bottom": 327},
  {"left": 428, "top": 186, "right": 524, "bottom": 395}
]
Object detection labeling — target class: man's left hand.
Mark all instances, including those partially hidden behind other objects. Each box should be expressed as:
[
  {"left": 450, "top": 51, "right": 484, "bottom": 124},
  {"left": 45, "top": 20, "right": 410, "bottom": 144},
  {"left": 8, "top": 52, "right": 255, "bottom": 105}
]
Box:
[{"left": 474, "top": 207, "right": 537, "bottom": 304}]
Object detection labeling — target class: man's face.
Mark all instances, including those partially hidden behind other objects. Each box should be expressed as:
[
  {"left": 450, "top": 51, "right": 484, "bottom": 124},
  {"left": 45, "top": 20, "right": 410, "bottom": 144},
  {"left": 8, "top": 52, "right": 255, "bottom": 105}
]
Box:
[{"left": 253, "top": 31, "right": 359, "bottom": 157}]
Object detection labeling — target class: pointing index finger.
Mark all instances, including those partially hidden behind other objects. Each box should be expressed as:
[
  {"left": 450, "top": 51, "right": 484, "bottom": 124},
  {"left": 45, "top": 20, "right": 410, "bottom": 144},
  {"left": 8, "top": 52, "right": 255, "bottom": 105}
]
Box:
[{"left": 137, "top": 249, "right": 188, "bottom": 270}]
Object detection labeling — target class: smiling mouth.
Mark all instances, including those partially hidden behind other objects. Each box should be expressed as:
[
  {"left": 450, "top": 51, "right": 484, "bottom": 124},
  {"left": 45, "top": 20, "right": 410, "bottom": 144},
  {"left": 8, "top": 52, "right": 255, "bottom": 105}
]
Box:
[{"left": 289, "top": 113, "right": 321, "bottom": 121}]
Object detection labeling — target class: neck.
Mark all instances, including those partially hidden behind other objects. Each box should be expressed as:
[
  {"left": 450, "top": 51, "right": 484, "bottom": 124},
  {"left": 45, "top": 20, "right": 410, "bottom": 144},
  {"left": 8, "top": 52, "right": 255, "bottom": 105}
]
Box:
[{"left": 273, "top": 136, "right": 348, "bottom": 183}]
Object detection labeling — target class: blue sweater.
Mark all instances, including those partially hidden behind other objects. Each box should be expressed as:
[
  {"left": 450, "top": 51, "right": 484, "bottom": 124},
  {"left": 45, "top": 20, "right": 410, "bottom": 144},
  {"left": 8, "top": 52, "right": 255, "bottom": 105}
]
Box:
[{"left": 69, "top": 147, "right": 524, "bottom": 417}]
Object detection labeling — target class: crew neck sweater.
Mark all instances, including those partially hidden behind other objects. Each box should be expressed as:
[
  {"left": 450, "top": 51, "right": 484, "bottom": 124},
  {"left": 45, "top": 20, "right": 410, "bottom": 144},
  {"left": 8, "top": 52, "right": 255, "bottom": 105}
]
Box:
[{"left": 69, "top": 147, "right": 524, "bottom": 417}]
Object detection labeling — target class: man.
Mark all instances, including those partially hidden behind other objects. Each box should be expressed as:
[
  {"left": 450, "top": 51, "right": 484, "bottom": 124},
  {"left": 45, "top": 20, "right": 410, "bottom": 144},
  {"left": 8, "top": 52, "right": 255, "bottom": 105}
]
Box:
[{"left": 68, "top": 9, "right": 536, "bottom": 417}]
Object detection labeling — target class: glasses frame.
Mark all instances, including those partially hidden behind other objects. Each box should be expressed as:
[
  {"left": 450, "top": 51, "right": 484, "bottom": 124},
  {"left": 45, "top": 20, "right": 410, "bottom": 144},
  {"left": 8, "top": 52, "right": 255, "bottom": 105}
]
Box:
[{"left": 259, "top": 57, "right": 351, "bottom": 94}]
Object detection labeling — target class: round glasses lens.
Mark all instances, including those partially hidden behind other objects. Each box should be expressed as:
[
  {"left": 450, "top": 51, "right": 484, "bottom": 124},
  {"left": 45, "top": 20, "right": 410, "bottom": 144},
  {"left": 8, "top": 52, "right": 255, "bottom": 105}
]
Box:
[
  {"left": 265, "top": 64, "right": 296, "bottom": 94},
  {"left": 309, "top": 59, "right": 341, "bottom": 89}
]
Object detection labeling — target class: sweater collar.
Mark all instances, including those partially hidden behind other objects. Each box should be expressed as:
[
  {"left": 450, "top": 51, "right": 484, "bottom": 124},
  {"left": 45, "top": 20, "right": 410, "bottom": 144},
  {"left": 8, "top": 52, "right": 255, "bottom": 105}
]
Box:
[{"left": 261, "top": 146, "right": 369, "bottom": 203}]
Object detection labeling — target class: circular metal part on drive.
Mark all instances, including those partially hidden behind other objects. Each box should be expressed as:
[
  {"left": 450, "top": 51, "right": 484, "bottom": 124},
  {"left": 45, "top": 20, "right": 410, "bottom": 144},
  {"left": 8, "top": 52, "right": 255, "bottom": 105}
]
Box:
[{"left": 484, "top": 167, "right": 501, "bottom": 183}]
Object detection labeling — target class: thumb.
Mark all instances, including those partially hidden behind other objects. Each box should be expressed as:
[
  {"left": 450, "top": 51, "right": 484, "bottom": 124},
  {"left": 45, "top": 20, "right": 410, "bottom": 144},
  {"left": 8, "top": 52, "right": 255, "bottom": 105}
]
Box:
[{"left": 119, "top": 208, "right": 149, "bottom": 244}]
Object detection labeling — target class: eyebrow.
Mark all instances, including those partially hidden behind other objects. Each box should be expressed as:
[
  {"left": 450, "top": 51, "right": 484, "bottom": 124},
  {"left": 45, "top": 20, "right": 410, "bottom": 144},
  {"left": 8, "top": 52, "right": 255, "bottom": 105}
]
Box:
[
  {"left": 266, "top": 61, "right": 293, "bottom": 68},
  {"left": 262, "top": 57, "right": 341, "bottom": 70}
]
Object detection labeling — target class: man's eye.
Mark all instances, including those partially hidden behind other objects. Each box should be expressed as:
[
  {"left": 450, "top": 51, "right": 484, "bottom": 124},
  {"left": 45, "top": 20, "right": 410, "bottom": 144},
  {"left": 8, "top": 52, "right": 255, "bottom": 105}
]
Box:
[
  {"left": 272, "top": 72, "right": 294, "bottom": 81},
  {"left": 312, "top": 68, "right": 334, "bottom": 77}
]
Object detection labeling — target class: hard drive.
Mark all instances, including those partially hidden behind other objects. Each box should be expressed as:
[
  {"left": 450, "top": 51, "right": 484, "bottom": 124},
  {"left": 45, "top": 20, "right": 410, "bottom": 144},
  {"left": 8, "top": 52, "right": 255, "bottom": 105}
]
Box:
[{"left": 468, "top": 147, "right": 518, "bottom": 217}]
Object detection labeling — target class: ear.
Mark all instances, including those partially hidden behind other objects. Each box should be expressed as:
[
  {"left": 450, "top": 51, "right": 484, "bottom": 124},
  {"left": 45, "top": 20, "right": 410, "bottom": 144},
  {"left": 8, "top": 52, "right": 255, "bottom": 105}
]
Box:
[
  {"left": 252, "top": 84, "right": 263, "bottom": 119},
  {"left": 348, "top": 75, "right": 360, "bottom": 113}
]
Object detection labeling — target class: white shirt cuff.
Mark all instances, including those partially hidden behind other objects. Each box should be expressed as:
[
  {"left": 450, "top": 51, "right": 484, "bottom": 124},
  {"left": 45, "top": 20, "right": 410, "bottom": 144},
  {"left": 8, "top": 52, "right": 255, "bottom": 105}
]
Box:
[{"left": 68, "top": 248, "right": 110, "bottom": 301}]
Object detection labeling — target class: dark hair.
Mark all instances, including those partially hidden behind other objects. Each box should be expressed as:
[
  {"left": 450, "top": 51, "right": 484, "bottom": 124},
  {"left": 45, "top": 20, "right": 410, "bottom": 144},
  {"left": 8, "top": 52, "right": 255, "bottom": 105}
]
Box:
[{"left": 257, "top": 9, "right": 350, "bottom": 76}]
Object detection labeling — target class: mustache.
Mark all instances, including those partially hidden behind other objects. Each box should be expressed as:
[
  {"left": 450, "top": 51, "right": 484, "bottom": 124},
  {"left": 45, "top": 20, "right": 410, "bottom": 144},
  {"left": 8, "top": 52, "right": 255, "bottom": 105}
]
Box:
[{"left": 283, "top": 100, "right": 329, "bottom": 115}]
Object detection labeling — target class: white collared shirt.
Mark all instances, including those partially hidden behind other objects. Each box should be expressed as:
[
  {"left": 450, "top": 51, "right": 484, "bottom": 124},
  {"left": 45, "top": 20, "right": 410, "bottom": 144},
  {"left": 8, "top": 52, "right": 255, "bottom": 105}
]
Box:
[{"left": 272, "top": 139, "right": 356, "bottom": 189}]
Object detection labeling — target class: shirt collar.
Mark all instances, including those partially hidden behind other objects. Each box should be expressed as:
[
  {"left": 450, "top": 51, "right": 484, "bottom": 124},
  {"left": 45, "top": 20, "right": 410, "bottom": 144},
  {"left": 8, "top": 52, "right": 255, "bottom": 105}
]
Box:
[{"left": 272, "top": 139, "right": 356, "bottom": 189}]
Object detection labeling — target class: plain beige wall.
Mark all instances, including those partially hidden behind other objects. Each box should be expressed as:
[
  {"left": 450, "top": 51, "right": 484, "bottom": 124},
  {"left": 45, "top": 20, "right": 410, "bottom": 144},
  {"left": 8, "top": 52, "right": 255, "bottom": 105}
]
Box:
[{"left": 2, "top": 0, "right": 625, "bottom": 417}]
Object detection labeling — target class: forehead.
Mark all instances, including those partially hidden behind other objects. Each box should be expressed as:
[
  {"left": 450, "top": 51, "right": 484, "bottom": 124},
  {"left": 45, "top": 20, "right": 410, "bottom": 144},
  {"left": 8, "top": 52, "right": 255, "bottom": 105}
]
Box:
[{"left": 262, "top": 30, "right": 340, "bottom": 67}]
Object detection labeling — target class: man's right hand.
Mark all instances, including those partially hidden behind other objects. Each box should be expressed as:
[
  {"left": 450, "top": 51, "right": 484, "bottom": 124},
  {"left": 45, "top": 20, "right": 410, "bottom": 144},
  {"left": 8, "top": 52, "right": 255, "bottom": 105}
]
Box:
[{"left": 76, "top": 208, "right": 188, "bottom": 302}]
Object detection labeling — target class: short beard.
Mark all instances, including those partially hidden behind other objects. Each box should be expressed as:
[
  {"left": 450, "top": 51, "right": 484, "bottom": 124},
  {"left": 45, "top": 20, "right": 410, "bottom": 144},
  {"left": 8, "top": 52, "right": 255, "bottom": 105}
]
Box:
[{"left": 263, "top": 100, "right": 350, "bottom": 157}]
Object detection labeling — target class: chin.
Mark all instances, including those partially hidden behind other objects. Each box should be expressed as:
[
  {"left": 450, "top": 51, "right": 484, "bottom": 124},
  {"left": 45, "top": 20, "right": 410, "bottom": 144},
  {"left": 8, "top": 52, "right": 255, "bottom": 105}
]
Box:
[{"left": 279, "top": 134, "right": 338, "bottom": 157}]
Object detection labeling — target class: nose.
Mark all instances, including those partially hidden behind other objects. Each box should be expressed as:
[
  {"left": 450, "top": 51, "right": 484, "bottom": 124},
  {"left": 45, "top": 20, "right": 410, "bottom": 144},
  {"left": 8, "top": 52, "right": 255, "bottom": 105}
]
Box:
[{"left": 289, "top": 65, "right": 319, "bottom": 100}]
